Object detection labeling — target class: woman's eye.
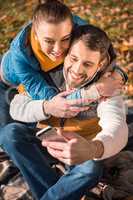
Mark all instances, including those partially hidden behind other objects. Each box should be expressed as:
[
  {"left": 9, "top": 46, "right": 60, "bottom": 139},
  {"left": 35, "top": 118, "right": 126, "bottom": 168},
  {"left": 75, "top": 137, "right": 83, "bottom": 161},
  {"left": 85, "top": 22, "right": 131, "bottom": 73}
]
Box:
[
  {"left": 62, "top": 37, "right": 71, "bottom": 42},
  {"left": 45, "top": 40, "right": 54, "bottom": 45}
]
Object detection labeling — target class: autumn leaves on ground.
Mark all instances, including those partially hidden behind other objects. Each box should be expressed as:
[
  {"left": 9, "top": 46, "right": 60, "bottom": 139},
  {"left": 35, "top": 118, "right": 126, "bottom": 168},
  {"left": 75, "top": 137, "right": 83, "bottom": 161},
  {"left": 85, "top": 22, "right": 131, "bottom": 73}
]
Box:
[{"left": 0, "top": 0, "right": 132, "bottom": 98}]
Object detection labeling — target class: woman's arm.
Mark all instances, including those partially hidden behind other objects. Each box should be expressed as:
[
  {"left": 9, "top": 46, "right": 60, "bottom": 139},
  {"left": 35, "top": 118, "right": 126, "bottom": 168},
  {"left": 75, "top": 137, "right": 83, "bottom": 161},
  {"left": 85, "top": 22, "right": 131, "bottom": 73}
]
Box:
[
  {"left": 10, "top": 94, "right": 49, "bottom": 122},
  {"left": 11, "top": 48, "right": 58, "bottom": 100},
  {"left": 10, "top": 91, "right": 89, "bottom": 122}
]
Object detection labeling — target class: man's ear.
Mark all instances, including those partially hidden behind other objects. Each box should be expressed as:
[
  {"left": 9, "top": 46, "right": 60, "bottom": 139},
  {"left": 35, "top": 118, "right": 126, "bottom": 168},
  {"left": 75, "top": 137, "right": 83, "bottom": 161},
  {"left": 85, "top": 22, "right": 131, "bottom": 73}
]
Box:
[{"left": 98, "top": 57, "right": 109, "bottom": 70}]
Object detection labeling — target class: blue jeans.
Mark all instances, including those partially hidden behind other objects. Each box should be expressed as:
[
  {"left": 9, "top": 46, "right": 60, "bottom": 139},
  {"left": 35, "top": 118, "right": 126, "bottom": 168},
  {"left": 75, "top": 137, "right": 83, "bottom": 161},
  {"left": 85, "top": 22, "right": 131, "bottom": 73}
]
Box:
[
  {"left": 0, "top": 122, "right": 103, "bottom": 200},
  {"left": 0, "top": 55, "right": 12, "bottom": 127},
  {"left": 0, "top": 81, "right": 36, "bottom": 129},
  {"left": 0, "top": 81, "right": 14, "bottom": 127}
]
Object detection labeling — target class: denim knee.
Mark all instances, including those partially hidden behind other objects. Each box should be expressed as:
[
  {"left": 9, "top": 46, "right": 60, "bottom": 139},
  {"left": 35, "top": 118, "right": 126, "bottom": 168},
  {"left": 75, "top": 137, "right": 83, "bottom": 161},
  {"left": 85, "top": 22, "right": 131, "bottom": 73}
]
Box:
[
  {"left": 70, "top": 160, "right": 103, "bottom": 185},
  {"left": 0, "top": 122, "right": 30, "bottom": 150}
]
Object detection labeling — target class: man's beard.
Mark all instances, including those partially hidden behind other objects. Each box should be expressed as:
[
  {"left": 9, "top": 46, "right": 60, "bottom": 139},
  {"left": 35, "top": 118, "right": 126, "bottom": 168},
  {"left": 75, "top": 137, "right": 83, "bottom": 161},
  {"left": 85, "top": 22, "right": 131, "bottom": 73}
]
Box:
[{"left": 63, "top": 67, "right": 88, "bottom": 89}]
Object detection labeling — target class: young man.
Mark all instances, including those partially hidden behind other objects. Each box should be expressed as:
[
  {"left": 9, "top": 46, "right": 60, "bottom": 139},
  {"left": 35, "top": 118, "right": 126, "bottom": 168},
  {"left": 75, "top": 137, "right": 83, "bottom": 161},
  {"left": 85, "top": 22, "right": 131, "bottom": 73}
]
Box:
[{"left": 0, "top": 25, "right": 128, "bottom": 200}]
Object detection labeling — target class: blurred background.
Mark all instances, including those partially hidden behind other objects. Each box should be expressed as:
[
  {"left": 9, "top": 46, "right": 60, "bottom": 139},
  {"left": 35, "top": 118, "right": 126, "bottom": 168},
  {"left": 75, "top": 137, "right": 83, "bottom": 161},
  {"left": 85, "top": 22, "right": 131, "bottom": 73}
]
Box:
[{"left": 0, "top": 0, "right": 132, "bottom": 100}]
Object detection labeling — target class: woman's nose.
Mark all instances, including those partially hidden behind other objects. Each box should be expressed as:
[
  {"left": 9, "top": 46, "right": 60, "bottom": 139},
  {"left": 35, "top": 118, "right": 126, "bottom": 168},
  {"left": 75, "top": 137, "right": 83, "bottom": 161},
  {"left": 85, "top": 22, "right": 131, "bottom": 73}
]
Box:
[{"left": 53, "top": 42, "right": 62, "bottom": 53}]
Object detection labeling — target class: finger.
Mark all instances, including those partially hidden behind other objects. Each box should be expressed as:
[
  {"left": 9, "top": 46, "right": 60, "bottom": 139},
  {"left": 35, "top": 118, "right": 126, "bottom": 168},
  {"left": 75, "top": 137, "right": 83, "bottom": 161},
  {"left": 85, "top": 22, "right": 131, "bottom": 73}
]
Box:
[
  {"left": 47, "top": 147, "right": 62, "bottom": 159},
  {"left": 56, "top": 127, "right": 63, "bottom": 136},
  {"left": 62, "top": 107, "right": 90, "bottom": 118},
  {"left": 42, "top": 136, "right": 66, "bottom": 147},
  {"left": 61, "top": 131, "right": 80, "bottom": 140},
  {"left": 57, "top": 157, "right": 72, "bottom": 165},
  {"left": 66, "top": 98, "right": 94, "bottom": 106},
  {"left": 63, "top": 110, "right": 80, "bottom": 118},
  {"left": 43, "top": 141, "right": 67, "bottom": 150},
  {"left": 117, "top": 86, "right": 123, "bottom": 90},
  {"left": 48, "top": 147, "right": 73, "bottom": 160},
  {"left": 63, "top": 112, "right": 79, "bottom": 118},
  {"left": 65, "top": 108, "right": 90, "bottom": 118},
  {"left": 47, "top": 147, "right": 64, "bottom": 158},
  {"left": 58, "top": 89, "right": 76, "bottom": 97},
  {"left": 42, "top": 133, "right": 64, "bottom": 141},
  {"left": 69, "top": 106, "right": 90, "bottom": 112},
  {"left": 56, "top": 128, "right": 70, "bottom": 142},
  {"left": 112, "top": 89, "right": 122, "bottom": 95}
]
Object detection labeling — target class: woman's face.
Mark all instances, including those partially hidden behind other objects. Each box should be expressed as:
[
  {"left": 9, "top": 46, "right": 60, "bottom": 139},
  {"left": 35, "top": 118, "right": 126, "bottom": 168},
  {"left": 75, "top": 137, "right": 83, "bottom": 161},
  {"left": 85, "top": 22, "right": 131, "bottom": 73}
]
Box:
[
  {"left": 35, "top": 18, "right": 73, "bottom": 62},
  {"left": 64, "top": 40, "right": 102, "bottom": 89}
]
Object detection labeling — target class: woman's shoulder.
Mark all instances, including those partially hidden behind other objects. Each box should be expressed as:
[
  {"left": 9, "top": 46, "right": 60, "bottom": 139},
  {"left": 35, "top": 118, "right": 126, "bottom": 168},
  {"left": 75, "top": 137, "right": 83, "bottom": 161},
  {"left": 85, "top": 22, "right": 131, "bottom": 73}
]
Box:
[
  {"left": 10, "top": 22, "right": 32, "bottom": 50},
  {"left": 72, "top": 14, "right": 88, "bottom": 26}
]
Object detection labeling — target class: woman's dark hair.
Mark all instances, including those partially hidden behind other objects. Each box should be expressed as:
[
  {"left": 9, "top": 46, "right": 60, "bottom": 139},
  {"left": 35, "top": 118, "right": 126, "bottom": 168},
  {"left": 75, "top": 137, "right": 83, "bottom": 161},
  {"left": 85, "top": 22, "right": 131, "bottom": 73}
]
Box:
[
  {"left": 71, "top": 25, "right": 116, "bottom": 67},
  {"left": 33, "top": 0, "right": 73, "bottom": 26}
]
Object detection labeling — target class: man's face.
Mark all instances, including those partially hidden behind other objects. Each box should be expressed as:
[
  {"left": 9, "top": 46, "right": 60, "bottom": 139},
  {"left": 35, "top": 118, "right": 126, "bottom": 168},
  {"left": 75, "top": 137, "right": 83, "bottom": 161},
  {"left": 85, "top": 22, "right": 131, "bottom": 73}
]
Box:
[
  {"left": 35, "top": 18, "right": 72, "bottom": 62},
  {"left": 64, "top": 40, "right": 101, "bottom": 89}
]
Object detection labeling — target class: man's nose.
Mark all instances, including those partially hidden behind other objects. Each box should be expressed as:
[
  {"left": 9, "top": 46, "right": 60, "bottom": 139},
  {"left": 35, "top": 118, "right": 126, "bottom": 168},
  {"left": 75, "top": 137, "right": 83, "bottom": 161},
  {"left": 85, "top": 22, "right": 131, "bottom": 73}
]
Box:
[{"left": 73, "top": 62, "right": 84, "bottom": 74}]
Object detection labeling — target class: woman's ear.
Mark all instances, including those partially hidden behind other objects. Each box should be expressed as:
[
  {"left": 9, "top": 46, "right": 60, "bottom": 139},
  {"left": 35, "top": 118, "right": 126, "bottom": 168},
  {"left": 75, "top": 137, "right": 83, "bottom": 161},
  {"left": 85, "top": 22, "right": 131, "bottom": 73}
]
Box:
[
  {"left": 32, "top": 24, "right": 38, "bottom": 40},
  {"left": 35, "top": 34, "right": 38, "bottom": 40}
]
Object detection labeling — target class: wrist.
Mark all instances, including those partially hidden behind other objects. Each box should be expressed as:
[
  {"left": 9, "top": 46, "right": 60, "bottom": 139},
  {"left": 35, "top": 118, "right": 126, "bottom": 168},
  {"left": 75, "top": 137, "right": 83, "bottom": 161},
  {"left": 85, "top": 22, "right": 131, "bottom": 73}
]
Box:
[
  {"left": 81, "top": 84, "right": 101, "bottom": 101},
  {"left": 92, "top": 140, "right": 104, "bottom": 159},
  {"left": 43, "top": 100, "right": 51, "bottom": 117},
  {"left": 95, "top": 83, "right": 104, "bottom": 97}
]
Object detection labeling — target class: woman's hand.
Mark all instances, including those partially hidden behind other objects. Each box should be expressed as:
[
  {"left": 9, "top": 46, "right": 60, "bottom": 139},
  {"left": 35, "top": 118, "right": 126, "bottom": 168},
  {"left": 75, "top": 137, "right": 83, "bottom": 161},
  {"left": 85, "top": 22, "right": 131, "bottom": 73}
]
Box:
[
  {"left": 43, "top": 90, "right": 90, "bottom": 118},
  {"left": 95, "top": 72, "right": 124, "bottom": 97}
]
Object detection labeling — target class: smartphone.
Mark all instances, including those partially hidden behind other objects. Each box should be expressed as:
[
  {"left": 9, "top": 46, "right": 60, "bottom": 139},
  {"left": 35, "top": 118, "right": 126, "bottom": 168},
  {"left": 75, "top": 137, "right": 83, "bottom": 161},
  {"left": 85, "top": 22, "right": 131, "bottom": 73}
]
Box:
[{"left": 36, "top": 126, "right": 58, "bottom": 141}]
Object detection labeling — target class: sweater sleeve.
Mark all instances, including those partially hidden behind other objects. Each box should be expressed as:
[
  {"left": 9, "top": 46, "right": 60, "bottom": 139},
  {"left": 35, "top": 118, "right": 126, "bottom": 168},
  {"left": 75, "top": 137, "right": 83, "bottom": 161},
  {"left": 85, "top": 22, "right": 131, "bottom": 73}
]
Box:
[
  {"left": 93, "top": 95, "right": 128, "bottom": 160},
  {"left": 10, "top": 94, "right": 50, "bottom": 122}
]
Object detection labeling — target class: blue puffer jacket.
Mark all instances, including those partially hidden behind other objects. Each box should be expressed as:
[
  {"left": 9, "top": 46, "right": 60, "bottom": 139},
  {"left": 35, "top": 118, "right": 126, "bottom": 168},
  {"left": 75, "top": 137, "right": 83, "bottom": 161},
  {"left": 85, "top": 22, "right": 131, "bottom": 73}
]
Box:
[{"left": 1, "top": 15, "right": 87, "bottom": 100}]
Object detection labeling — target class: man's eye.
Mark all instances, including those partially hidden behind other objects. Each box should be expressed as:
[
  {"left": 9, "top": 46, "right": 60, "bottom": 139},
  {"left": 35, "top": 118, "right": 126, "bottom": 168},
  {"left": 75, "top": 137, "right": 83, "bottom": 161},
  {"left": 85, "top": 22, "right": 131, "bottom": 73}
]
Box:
[
  {"left": 70, "top": 56, "right": 77, "bottom": 62},
  {"left": 84, "top": 63, "right": 91, "bottom": 68}
]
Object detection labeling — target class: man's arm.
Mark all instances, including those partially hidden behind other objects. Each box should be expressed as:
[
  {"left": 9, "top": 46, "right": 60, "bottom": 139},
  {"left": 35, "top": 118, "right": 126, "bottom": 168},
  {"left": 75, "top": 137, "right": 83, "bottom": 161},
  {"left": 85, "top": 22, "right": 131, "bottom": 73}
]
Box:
[
  {"left": 42, "top": 95, "right": 128, "bottom": 165},
  {"left": 94, "top": 95, "right": 128, "bottom": 159}
]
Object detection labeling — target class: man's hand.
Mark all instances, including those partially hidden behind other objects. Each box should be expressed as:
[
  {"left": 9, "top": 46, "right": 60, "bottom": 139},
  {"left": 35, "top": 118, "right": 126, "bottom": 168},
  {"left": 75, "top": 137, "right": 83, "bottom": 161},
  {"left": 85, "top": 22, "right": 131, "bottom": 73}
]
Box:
[
  {"left": 95, "top": 72, "right": 123, "bottom": 97},
  {"left": 42, "top": 130, "right": 103, "bottom": 165},
  {"left": 43, "top": 90, "right": 90, "bottom": 118}
]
